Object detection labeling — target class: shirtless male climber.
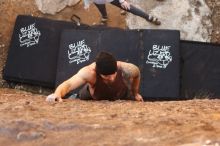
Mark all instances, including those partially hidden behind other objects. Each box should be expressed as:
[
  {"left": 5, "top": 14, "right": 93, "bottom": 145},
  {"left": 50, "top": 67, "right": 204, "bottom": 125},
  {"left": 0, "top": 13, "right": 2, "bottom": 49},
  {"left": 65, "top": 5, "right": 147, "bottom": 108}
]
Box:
[{"left": 46, "top": 51, "right": 143, "bottom": 102}]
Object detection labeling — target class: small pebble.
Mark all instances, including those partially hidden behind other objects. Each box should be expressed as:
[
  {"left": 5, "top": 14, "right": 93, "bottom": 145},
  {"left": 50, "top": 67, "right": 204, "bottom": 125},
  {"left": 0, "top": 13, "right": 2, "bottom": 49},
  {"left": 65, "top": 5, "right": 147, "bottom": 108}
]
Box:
[
  {"left": 0, "top": 44, "right": 5, "bottom": 48},
  {"left": 25, "top": 101, "right": 31, "bottom": 105},
  {"left": 17, "top": 131, "right": 45, "bottom": 141}
]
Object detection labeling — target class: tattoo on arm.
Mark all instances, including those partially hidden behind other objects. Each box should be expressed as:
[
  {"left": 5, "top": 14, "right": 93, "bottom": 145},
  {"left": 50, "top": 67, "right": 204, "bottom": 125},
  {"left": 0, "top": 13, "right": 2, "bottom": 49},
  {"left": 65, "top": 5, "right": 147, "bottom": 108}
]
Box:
[
  {"left": 121, "top": 63, "right": 140, "bottom": 96},
  {"left": 122, "top": 63, "right": 140, "bottom": 79}
]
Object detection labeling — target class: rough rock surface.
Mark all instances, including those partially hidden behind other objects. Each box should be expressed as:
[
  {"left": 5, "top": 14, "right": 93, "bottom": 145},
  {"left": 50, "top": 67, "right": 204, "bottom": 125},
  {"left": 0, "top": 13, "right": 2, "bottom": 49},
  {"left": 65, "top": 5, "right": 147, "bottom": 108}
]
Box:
[
  {"left": 126, "top": 0, "right": 212, "bottom": 42},
  {"left": 35, "top": 0, "right": 80, "bottom": 14},
  {"left": 0, "top": 88, "right": 219, "bottom": 146}
]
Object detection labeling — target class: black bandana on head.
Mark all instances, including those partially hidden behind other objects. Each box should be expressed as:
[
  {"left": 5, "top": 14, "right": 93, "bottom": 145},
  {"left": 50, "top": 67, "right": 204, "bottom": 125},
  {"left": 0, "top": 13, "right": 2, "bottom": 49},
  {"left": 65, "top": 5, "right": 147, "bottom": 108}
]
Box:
[{"left": 95, "top": 51, "right": 117, "bottom": 75}]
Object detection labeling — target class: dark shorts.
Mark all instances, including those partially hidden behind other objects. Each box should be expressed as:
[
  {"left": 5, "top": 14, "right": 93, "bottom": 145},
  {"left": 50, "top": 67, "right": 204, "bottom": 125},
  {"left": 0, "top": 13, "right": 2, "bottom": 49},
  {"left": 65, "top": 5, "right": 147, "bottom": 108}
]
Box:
[
  {"left": 78, "top": 84, "right": 135, "bottom": 101},
  {"left": 78, "top": 84, "right": 93, "bottom": 100}
]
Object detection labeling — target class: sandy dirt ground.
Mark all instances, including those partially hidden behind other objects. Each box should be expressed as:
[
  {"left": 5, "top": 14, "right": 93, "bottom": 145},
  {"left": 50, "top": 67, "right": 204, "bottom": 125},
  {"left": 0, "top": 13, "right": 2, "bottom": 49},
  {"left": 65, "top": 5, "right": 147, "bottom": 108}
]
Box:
[{"left": 0, "top": 0, "right": 220, "bottom": 146}]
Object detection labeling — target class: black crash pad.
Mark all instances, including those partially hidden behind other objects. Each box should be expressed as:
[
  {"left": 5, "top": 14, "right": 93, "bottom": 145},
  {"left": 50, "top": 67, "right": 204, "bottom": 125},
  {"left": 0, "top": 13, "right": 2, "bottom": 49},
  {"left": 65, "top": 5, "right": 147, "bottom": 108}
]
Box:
[
  {"left": 3, "top": 15, "right": 89, "bottom": 88},
  {"left": 55, "top": 30, "right": 100, "bottom": 87},
  {"left": 55, "top": 29, "right": 137, "bottom": 87},
  {"left": 141, "top": 29, "right": 180, "bottom": 100},
  {"left": 56, "top": 29, "right": 180, "bottom": 100},
  {"left": 181, "top": 40, "right": 220, "bottom": 98}
]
